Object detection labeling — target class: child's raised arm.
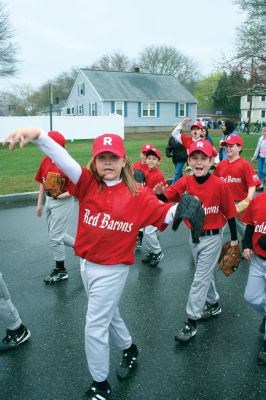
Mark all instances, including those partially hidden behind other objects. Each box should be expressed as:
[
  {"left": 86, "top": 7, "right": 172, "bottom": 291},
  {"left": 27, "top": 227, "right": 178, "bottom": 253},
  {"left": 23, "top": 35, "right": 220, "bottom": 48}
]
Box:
[{"left": 3, "top": 127, "right": 82, "bottom": 184}]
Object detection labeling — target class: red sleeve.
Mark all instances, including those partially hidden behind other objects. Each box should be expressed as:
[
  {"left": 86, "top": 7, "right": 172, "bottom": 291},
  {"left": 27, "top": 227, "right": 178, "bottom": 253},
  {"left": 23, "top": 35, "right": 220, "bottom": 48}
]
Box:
[
  {"left": 163, "top": 176, "right": 188, "bottom": 202},
  {"left": 138, "top": 187, "right": 172, "bottom": 231},
  {"left": 68, "top": 167, "right": 95, "bottom": 201},
  {"left": 35, "top": 158, "right": 46, "bottom": 184}
]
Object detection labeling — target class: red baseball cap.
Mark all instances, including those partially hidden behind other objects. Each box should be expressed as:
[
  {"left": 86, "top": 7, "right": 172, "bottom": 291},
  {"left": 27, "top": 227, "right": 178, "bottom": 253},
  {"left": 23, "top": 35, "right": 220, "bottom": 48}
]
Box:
[
  {"left": 146, "top": 148, "right": 162, "bottom": 160},
  {"left": 48, "top": 131, "right": 66, "bottom": 147},
  {"left": 141, "top": 143, "right": 155, "bottom": 153},
  {"left": 92, "top": 133, "right": 126, "bottom": 157},
  {"left": 188, "top": 140, "right": 216, "bottom": 157},
  {"left": 191, "top": 122, "right": 204, "bottom": 130},
  {"left": 221, "top": 135, "right": 244, "bottom": 147}
]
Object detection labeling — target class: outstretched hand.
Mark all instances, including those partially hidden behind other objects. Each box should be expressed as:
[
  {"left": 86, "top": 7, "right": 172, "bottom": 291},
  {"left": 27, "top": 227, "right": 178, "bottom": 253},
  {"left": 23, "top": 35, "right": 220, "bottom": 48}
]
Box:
[
  {"left": 153, "top": 182, "right": 168, "bottom": 195},
  {"left": 3, "top": 127, "right": 42, "bottom": 151}
]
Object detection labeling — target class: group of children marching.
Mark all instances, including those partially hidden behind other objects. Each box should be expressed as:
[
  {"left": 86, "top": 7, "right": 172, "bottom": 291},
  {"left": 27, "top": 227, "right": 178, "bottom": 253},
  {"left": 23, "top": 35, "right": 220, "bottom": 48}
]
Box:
[{"left": 1, "top": 121, "right": 265, "bottom": 400}]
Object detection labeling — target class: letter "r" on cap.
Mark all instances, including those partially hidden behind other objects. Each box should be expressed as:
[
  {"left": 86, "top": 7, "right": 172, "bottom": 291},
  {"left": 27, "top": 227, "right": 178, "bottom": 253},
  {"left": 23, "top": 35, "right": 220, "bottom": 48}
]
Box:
[{"left": 103, "top": 137, "right": 112, "bottom": 146}]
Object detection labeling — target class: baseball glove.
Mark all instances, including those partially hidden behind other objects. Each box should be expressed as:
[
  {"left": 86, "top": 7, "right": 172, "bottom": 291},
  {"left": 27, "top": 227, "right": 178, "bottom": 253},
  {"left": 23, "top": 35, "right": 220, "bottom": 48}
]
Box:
[
  {"left": 172, "top": 193, "right": 205, "bottom": 244},
  {"left": 235, "top": 199, "right": 250, "bottom": 218},
  {"left": 44, "top": 172, "right": 65, "bottom": 198},
  {"left": 133, "top": 169, "right": 146, "bottom": 184},
  {"left": 218, "top": 242, "right": 241, "bottom": 276}
]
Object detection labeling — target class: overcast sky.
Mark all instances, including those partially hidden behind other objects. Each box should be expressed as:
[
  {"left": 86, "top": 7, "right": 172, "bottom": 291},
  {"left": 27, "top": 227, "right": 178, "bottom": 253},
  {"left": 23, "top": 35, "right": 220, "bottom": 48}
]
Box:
[{"left": 1, "top": 0, "right": 246, "bottom": 90}]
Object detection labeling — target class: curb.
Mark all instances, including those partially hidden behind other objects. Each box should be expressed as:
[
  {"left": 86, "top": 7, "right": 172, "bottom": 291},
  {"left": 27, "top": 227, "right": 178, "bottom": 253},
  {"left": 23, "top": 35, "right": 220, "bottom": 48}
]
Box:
[{"left": 0, "top": 191, "right": 39, "bottom": 205}]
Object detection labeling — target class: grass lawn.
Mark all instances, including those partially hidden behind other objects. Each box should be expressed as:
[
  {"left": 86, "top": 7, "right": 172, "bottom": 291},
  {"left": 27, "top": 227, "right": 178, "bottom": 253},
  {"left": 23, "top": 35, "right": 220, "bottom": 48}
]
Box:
[{"left": 0, "top": 131, "right": 260, "bottom": 195}]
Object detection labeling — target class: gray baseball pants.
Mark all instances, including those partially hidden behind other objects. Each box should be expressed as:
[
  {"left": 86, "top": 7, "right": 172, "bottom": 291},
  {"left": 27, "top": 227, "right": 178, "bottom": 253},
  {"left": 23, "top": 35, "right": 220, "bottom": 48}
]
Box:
[
  {"left": 244, "top": 254, "right": 266, "bottom": 336},
  {"left": 143, "top": 225, "right": 161, "bottom": 254},
  {"left": 0, "top": 272, "right": 22, "bottom": 330},
  {"left": 186, "top": 232, "right": 223, "bottom": 320},
  {"left": 44, "top": 196, "right": 75, "bottom": 261},
  {"left": 80, "top": 260, "right": 132, "bottom": 382}
]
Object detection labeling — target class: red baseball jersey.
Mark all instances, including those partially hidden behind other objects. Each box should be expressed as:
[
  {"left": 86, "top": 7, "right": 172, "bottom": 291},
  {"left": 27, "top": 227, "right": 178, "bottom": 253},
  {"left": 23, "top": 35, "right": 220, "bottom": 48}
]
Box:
[
  {"left": 214, "top": 158, "right": 261, "bottom": 201},
  {"left": 35, "top": 156, "right": 70, "bottom": 192},
  {"left": 240, "top": 193, "right": 266, "bottom": 258},
  {"left": 133, "top": 161, "right": 149, "bottom": 173},
  {"left": 180, "top": 134, "right": 193, "bottom": 150},
  {"left": 163, "top": 174, "right": 237, "bottom": 230},
  {"left": 68, "top": 167, "right": 172, "bottom": 265},
  {"left": 146, "top": 168, "right": 167, "bottom": 190}
]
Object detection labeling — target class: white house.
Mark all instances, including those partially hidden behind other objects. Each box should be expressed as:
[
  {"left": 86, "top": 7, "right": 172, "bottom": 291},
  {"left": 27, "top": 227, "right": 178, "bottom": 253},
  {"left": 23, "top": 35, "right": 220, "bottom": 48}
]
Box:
[{"left": 240, "top": 87, "right": 266, "bottom": 123}]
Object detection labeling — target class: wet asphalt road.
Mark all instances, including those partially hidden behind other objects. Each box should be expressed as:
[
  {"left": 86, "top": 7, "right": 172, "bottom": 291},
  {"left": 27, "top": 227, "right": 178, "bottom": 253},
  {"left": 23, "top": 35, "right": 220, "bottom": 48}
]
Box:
[{"left": 0, "top": 200, "right": 265, "bottom": 400}]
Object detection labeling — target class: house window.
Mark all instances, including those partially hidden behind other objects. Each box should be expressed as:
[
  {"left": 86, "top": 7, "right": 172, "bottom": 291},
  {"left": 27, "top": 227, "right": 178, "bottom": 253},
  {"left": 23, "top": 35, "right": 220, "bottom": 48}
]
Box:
[
  {"left": 115, "top": 102, "right": 124, "bottom": 116},
  {"left": 78, "top": 83, "right": 85, "bottom": 96},
  {"left": 142, "top": 102, "right": 156, "bottom": 117},
  {"left": 262, "top": 110, "right": 266, "bottom": 118},
  {"left": 179, "top": 103, "right": 185, "bottom": 117},
  {"left": 77, "top": 105, "right": 83, "bottom": 115},
  {"left": 247, "top": 95, "right": 251, "bottom": 102},
  {"left": 262, "top": 96, "right": 265, "bottom": 101},
  {"left": 91, "top": 103, "right": 97, "bottom": 116},
  {"left": 66, "top": 106, "right": 75, "bottom": 115}
]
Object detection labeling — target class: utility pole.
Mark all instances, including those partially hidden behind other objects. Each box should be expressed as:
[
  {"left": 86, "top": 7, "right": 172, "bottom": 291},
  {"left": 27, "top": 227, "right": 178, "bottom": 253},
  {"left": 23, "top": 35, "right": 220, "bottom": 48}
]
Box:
[
  {"left": 247, "top": 56, "right": 254, "bottom": 134},
  {"left": 49, "top": 82, "right": 53, "bottom": 131}
]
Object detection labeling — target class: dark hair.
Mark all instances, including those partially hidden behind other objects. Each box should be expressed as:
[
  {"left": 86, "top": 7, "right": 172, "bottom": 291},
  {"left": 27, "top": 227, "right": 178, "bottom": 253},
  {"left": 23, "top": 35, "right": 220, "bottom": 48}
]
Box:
[
  {"left": 203, "top": 127, "right": 209, "bottom": 137},
  {"left": 224, "top": 120, "right": 235, "bottom": 134}
]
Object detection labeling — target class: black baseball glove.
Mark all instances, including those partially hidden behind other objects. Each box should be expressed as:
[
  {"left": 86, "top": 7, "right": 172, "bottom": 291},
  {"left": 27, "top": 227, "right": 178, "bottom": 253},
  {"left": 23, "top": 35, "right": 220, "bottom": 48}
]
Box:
[
  {"left": 133, "top": 169, "right": 146, "bottom": 184},
  {"left": 172, "top": 193, "right": 205, "bottom": 244}
]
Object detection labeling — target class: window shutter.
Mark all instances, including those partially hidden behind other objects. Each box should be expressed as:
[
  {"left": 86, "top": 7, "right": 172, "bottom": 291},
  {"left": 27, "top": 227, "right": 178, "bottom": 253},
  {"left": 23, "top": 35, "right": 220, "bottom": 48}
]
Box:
[
  {"left": 186, "top": 104, "right": 189, "bottom": 117},
  {"left": 176, "top": 103, "right": 179, "bottom": 117},
  {"left": 95, "top": 103, "right": 97, "bottom": 116},
  {"left": 124, "top": 101, "right": 128, "bottom": 117},
  {"left": 111, "top": 101, "right": 115, "bottom": 113},
  {"left": 138, "top": 102, "right": 141, "bottom": 117},
  {"left": 157, "top": 102, "right": 160, "bottom": 117}
]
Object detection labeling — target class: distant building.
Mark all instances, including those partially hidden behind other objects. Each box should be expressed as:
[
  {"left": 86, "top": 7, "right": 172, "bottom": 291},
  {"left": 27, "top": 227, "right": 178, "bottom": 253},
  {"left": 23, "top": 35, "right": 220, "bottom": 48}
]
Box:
[
  {"left": 63, "top": 69, "right": 197, "bottom": 128},
  {"left": 240, "top": 85, "right": 266, "bottom": 123},
  {"left": 40, "top": 99, "right": 66, "bottom": 116}
]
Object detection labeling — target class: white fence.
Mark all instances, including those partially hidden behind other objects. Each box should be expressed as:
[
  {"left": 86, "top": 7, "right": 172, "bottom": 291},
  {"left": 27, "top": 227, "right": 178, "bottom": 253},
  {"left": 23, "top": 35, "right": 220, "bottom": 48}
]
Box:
[{"left": 0, "top": 115, "right": 124, "bottom": 142}]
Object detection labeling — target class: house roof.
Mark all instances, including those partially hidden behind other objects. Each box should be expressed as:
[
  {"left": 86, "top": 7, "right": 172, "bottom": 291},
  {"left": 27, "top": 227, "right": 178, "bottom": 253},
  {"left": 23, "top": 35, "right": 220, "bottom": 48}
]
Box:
[
  {"left": 41, "top": 100, "right": 66, "bottom": 113},
  {"left": 81, "top": 69, "right": 197, "bottom": 103}
]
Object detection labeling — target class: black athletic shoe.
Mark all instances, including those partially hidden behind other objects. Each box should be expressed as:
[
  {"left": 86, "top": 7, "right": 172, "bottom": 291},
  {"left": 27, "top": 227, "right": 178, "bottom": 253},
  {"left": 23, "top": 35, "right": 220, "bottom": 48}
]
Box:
[
  {"left": 175, "top": 320, "right": 197, "bottom": 342},
  {"left": 142, "top": 252, "right": 153, "bottom": 263},
  {"left": 0, "top": 324, "right": 31, "bottom": 352},
  {"left": 150, "top": 252, "right": 164, "bottom": 267},
  {"left": 257, "top": 340, "right": 266, "bottom": 366},
  {"left": 200, "top": 302, "right": 222, "bottom": 320},
  {"left": 44, "top": 267, "right": 68, "bottom": 284},
  {"left": 259, "top": 317, "right": 266, "bottom": 334},
  {"left": 117, "top": 343, "right": 139, "bottom": 380},
  {"left": 84, "top": 381, "right": 111, "bottom": 400}
]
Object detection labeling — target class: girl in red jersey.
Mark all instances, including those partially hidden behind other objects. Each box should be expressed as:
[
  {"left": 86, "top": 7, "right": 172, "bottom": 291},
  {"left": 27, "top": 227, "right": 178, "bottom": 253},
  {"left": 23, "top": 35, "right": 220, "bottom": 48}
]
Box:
[
  {"left": 241, "top": 193, "right": 266, "bottom": 365},
  {"left": 35, "top": 131, "right": 75, "bottom": 284},
  {"left": 214, "top": 135, "right": 261, "bottom": 238},
  {"left": 4, "top": 128, "right": 175, "bottom": 400},
  {"left": 154, "top": 140, "right": 238, "bottom": 343}
]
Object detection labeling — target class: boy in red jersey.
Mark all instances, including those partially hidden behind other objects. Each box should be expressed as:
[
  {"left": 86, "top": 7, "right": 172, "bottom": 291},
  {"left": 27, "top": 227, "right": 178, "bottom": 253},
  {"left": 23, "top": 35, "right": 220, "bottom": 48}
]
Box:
[
  {"left": 133, "top": 143, "right": 155, "bottom": 174},
  {"left": 154, "top": 140, "right": 238, "bottom": 342},
  {"left": 214, "top": 135, "right": 261, "bottom": 238},
  {"left": 142, "top": 148, "right": 167, "bottom": 267},
  {"left": 133, "top": 144, "right": 154, "bottom": 249},
  {"left": 4, "top": 128, "right": 176, "bottom": 400},
  {"left": 241, "top": 193, "right": 266, "bottom": 365}
]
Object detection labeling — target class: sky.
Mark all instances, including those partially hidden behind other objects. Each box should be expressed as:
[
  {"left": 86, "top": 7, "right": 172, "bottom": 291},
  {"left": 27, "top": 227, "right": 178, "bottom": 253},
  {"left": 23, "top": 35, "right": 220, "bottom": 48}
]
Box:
[{"left": 1, "top": 0, "right": 246, "bottom": 90}]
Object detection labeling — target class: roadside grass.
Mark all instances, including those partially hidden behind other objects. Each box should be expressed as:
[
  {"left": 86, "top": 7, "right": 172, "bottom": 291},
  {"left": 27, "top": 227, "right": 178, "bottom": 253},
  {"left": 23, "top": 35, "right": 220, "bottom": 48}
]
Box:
[{"left": 0, "top": 131, "right": 259, "bottom": 195}]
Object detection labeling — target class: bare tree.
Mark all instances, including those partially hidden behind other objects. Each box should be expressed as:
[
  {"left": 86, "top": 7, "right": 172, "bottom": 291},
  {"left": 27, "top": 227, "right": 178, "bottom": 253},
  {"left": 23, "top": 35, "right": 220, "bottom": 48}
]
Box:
[
  {"left": 138, "top": 45, "right": 200, "bottom": 91},
  {"left": 90, "top": 50, "right": 132, "bottom": 71},
  {"left": 0, "top": 1, "right": 18, "bottom": 77}
]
